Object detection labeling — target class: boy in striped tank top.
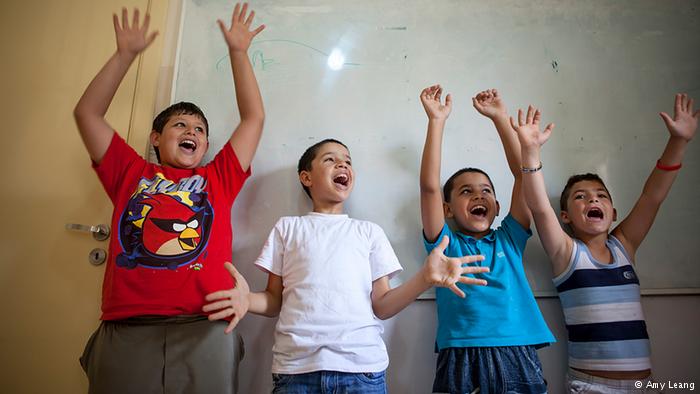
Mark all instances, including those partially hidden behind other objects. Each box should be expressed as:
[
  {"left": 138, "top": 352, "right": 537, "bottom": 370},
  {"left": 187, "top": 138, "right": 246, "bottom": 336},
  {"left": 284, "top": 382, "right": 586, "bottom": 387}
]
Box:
[{"left": 510, "top": 94, "right": 697, "bottom": 393}]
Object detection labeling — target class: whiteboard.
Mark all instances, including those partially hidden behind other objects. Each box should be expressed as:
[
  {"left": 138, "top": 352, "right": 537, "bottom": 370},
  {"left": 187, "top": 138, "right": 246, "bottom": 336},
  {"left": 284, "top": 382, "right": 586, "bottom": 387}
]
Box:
[{"left": 172, "top": 0, "right": 700, "bottom": 296}]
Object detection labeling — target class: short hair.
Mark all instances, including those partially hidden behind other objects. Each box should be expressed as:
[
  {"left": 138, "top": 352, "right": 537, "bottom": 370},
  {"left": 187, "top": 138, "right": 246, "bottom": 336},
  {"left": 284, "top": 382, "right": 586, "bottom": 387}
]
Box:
[
  {"left": 151, "top": 102, "right": 209, "bottom": 163},
  {"left": 443, "top": 167, "right": 495, "bottom": 203},
  {"left": 559, "top": 173, "right": 611, "bottom": 211},
  {"left": 297, "top": 138, "right": 349, "bottom": 198}
]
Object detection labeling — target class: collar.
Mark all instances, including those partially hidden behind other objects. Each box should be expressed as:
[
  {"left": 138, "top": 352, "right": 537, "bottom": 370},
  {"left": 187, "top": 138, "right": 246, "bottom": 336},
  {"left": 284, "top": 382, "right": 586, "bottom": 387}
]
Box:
[{"left": 455, "top": 228, "right": 497, "bottom": 243}]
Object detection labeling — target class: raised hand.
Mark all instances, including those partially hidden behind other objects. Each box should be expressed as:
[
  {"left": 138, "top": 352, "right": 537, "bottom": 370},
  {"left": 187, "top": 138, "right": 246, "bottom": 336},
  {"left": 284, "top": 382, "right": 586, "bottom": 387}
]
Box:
[
  {"left": 660, "top": 93, "right": 699, "bottom": 142},
  {"left": 420, "top": 84, "right": 452, "bottom": 120},
  {"left": 423, "top": 236, "right": 489, "bottom": 298},
  {"left": 472, "top": 89, "right": 507, "bottom": 120},
  {"left": 113, "top": 8, "right": 158, "bottom": 57},
  {"left": 510, "top": 105, "right": 555, "bottom": 150},
  {"left": 218, "top": 2, "right": 265, "bottom": 53},
  {"left": 203, "top": 262, "right": 250, "bottom": 334}
]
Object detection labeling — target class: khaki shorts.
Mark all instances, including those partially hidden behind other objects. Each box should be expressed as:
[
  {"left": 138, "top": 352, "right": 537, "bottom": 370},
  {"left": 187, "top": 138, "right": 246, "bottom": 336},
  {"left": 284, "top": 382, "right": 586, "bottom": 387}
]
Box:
[{"left": 80, "top": 315, "right": 244, "bottom": 394}]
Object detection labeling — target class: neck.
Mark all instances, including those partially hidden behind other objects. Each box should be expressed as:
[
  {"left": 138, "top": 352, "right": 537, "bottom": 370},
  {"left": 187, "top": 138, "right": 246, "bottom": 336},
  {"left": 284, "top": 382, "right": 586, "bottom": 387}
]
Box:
[
  {"left": 573, "top": 230, "right": 609, "bottom": 246},
  {"left": 311, "top": 201, "right": 345, "bottom": 214}
]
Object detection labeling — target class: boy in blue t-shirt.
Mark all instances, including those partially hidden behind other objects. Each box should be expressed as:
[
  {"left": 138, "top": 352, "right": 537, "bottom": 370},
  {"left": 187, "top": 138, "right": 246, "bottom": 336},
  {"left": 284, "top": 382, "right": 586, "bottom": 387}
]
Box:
[{"left": 419, "top": 85, "right": 554, "bottom": 393}]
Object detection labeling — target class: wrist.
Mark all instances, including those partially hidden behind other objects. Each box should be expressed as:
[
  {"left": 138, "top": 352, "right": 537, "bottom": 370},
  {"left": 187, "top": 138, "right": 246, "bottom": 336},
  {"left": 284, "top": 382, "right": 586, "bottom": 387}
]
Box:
[
  {"left": 521, "top": 161, "right": 542, "bottom": 173},
  {"left": 115, "top": 50, "right": 138, "bottom": 64}
]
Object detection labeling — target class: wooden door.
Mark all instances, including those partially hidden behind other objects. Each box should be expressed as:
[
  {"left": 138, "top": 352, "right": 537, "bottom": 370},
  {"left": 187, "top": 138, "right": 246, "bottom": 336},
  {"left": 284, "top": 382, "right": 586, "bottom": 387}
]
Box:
[{"left": 0, "top": 1, "right": 170, "bottom": 392}]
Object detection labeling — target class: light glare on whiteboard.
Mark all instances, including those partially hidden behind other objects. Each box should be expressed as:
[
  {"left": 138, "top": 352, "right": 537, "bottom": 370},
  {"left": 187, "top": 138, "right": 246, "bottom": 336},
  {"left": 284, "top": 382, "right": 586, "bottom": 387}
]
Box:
[{"left": 327, "top": 49, "right": 345, "bottom": 70}]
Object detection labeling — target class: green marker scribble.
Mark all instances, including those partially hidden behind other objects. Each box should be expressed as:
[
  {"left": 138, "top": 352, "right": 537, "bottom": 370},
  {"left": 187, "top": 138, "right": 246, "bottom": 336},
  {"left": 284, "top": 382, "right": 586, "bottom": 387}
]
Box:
[{"left": 215, "top": 39, "right": 361, "bottom": 71}]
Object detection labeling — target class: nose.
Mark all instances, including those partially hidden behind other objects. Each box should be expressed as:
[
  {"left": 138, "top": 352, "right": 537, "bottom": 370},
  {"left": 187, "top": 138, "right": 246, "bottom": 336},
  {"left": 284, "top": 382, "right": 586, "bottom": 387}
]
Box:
[{"left": 336, "top": 161, "right": 347, "bottom": 169}]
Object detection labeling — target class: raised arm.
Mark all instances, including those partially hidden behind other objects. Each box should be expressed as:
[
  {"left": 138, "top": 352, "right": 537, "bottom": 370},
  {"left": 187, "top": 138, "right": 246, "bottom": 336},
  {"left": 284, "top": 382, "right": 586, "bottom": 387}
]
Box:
[
  {"left": 203, "top": 262, "right": 283, "bottom": 334},
  {"left": 218, "top": 3, "right": 265, "bottom": 171},
  {"left": 473, "top": 89, "right": 530, "bottom": 228},
  {"left": 613, "top": 93, "right": 698, "bottom": 256},
  {"left": 73, "top": 8, "right": 158, "bottom": 163},
  {"left": 419, "top": 85, "right": 452, "bottom": 241},
  {"left": 371, "top": 236, "right": 487, "bottom": 320},
  {"left": 512, "top": 106, "right": 573, "bottom": 275}
]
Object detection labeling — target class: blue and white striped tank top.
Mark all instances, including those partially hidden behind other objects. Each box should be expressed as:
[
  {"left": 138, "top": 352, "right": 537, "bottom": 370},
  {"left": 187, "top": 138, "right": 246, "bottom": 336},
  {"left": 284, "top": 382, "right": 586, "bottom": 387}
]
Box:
[{"left": 553, "top": 235, "right": 651, "bottom": 371}]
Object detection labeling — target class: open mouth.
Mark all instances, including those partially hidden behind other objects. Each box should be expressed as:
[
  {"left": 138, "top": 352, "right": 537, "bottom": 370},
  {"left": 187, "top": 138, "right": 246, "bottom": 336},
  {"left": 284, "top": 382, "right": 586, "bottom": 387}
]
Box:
[
  {"left": 470, "top": 205, "right": 488, "bottom": 218},
  {"left": 333, "top": 173, "right": 349, "bottom": 187},
  {"left": 179, "top": 139, "right": 197, "bottom": 152},
  {"left": 587, "top": 207, "right": 604, "bottom": 219}
]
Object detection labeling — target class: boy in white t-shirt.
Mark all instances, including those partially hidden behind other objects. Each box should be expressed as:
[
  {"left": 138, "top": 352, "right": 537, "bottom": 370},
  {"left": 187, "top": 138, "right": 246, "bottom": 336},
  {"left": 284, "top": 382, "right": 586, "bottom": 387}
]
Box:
[{"left": 203, "top": 138, "right": 490, "bottom": 393}]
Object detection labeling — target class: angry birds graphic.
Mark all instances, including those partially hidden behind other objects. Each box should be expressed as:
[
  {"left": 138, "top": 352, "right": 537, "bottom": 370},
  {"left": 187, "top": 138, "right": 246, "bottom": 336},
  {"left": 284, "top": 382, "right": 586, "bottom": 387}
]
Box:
[{"left": 117, "top": 174, "right": 213, "bottom": 270}]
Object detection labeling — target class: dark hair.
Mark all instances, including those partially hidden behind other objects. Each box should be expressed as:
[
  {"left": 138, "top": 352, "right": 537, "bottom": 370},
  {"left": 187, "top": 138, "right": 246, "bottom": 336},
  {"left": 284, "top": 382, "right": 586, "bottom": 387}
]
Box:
[
  {"left": 151, "top": 102, "right": 209, "bottom": 163},
  {"left": 297, "top": 138, "right": 349, "bottom": 198},
  {"left": 443, "top": 168, "right": 495, "bottom": 203},
  {"left": 559, "top": 173, "right": 611, "bottom": 211}
]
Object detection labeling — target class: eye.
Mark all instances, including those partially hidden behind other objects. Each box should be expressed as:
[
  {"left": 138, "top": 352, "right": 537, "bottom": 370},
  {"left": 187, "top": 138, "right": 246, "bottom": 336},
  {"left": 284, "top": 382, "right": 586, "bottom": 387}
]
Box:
[
  {"left": 482, "top": 188, "right": 492, "bottom": 194},
  {"left": 173, "top": 223, "right": 186, "bottom": 232},
  {"left": 345, "top": 160, "right": 352, "bottom": 166},
  {"left": 195, "top": 127, "right": 204, "bottom": 133},
  {"left": 174, "top": 122, "right": 185, "bottom": 127},
  {"left": 324, "top": 157, "right": 333, "bottom": 162},
  {"left": 461, "top": 189, "right": 471, "bottom": 195},
  {"left": 574, "top": 194, "right": 584, "bottom": 200},
  {"left": 187, "top": 219, "right": 199, "bottom": 228},
  {"left": 598, "top": 193, "right": 608, "bottom": 199}
]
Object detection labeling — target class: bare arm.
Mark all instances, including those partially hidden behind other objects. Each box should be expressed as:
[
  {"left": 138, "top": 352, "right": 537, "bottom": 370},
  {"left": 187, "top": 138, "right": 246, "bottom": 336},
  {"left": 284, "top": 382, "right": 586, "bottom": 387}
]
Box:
[
  {"left": 419, "top": 85, "right": 451, "bottom": 242},
  {"left": 217, "top": 3, "right": 265, "bottom": 171},
  {"left": 248, "top": 273, "right": 283, "bottom": 317},
  {"left": 371, "top": 236, "right": 487, "bottom": 320},
  {"left": 512, "top": 107, "right": 573, "bottom": 275},
  {"left": 203, "top": 263, "right": 283, "bottom": 334},
  {"left": 73, "top": 8, "right": 157, "bottom": 163},
  {"left": 473, "top": 89, "right": 531, "bottom": 228},
  {"left": 613, "top": 93, "right": 698, "bottom": 256}
]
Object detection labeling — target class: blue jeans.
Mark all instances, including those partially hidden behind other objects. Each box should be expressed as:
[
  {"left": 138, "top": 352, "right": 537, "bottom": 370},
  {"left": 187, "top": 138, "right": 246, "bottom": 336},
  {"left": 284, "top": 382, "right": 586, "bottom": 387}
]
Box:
[
  {"left": 433, "top": 346, "right": 547, "bottom": 394},
  {"left": 272, "top": 370, "right": 387, "bottom": 394}
]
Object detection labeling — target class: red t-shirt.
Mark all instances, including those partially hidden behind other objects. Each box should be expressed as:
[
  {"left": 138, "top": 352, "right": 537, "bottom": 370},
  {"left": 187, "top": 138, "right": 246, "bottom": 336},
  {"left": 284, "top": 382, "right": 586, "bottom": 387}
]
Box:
[{"left": 93, "top": 133, "right": 250, "bottom": 320}]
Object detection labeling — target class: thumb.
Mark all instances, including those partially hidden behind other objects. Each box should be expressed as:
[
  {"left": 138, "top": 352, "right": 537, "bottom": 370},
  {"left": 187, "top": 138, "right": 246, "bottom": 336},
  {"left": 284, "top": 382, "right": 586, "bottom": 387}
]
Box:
[
  {"left": 435, "top": 235, "right": 450, "bottom": 254},
  {"left": 445, "top": 94, "right": 453, "bottom": 109},
  {"left": 542, "top": 123, "right": 555, "bottom": 141},
  {"left": 659, "top": 112, "right": 673, "bottom": 129},
  {"left": 223, "top": 262, "right": 239, "bottom": 278}
]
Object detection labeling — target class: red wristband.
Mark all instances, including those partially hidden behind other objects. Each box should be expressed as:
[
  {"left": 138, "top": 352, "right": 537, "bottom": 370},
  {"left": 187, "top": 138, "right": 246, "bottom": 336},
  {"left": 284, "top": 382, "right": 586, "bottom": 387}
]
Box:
[{"left": 656, "top": 159, "right": 682, "bottom": 171}]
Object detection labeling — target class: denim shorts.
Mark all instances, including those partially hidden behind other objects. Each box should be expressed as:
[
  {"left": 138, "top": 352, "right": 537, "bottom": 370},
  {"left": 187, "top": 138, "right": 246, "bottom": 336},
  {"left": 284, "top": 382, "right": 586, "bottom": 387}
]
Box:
[
  {"left": 272, "top": 370, "right": 387, "bottom": 394},
  {"left": 432, "top": 346, "right": 547, "bottom": 394}
]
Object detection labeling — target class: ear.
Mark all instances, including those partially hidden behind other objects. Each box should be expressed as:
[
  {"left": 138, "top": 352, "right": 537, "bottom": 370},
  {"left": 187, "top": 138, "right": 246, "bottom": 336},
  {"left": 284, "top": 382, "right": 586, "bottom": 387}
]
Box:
[
  {"left": 150, "top": 131, "right": 161, "bottom": 147},
  {"left": 443, "top": 202, "right": 454, "bottom": 218},
  {"left": 299, "top": 170, "right": 312, "bottom": 188},
  {"left": 560, "top": 210, "right": 571, "bottom": 224},
  {"left": 612, "top": 208, "right": 618, "bottom": 222},
  {"left": 495, "top": 200, "right": 501, "bottom": 217}
]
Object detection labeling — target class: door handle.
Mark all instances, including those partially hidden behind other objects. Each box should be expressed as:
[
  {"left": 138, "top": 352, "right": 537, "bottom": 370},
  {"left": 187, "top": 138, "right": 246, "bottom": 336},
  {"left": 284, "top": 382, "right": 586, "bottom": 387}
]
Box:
[{"left": 65, "top": 223, "right": 111, "bottom": 241}]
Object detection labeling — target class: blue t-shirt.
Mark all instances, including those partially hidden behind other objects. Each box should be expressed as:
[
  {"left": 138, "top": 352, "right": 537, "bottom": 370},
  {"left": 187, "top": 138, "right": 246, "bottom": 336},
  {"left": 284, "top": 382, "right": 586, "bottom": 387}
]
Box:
[{"left": 424, "top": 214, "right": 555, "bottom": 349}]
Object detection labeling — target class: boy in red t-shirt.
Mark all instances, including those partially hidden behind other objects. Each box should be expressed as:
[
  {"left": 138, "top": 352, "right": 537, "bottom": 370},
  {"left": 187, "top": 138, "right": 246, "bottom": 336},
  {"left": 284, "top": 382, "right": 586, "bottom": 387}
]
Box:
[{"left": 73, "top": 4, "right": 264, "bottom": 393}]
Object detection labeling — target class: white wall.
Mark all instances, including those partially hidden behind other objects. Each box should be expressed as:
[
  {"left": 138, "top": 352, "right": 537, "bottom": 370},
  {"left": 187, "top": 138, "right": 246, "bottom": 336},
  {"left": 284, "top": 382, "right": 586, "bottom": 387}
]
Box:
[{"left": 237, "top": 295, "right": 700, "bottom": 393}]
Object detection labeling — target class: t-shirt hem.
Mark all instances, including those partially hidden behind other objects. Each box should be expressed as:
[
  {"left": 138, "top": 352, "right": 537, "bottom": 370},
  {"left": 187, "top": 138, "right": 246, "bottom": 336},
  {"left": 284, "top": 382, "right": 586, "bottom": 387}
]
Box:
[
  {"left": 271, "top": 362, "right": 388, "bottom": 375},
  {"left": 437, "top": 336, "right": 555, "bottom": 350}
]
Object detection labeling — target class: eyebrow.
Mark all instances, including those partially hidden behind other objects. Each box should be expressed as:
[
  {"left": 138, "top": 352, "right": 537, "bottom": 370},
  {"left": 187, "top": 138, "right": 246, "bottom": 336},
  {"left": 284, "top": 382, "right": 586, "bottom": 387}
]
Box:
[
  {"left": 572, "top": 188, "right": 608, "bottom": 194},
  {"left": 320, "top": 152, "right": 351, "bottom": 160},
  {"left": 459, "top": 183, "right": 491, "bottom": 190}
]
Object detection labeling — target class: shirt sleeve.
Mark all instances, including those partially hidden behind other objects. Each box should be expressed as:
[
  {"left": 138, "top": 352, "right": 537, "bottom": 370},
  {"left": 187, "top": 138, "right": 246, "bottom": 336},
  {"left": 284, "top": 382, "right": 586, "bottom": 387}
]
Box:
[
  {"left": 499, "top": 213, "right": 532, "bottom": 253},
  {"left": 206, "top": 142, "right": 252, "bottom": 205},
  {"left": 92, "top": 132, "right": 145, "bottom": 202},
  {"left": 254, "top": 219, "right": 285, "bottom": 276},
  {"left": 423, "top": 223, "right": 455, "bottom": 254},
  {"left": 368, "top": 223, "right": 403, "bottom": 281}
]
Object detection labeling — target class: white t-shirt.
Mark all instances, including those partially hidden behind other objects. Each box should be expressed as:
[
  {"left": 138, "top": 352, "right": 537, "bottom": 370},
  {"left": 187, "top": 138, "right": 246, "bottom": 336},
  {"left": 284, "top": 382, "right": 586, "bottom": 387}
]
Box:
[{"left": 255, "top": 212, "right": 403, "bottom": 374}]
